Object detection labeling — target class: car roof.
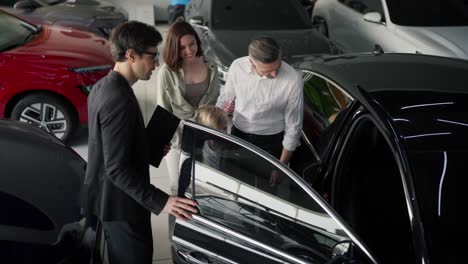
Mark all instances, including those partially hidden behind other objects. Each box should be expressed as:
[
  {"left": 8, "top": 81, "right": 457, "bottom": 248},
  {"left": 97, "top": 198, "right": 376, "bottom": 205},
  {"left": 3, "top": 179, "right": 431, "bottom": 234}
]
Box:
[
  {"left": 294, "top": 52, "right": 468, "bottom": 95},
  {"left": 294, "top": 53, "right": 468, "bottom": 152}
]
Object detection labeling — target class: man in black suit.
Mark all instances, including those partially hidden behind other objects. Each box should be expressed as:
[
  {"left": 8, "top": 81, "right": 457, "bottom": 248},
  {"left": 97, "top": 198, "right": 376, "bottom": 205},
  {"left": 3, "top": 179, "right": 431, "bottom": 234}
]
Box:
[{"left": 84, "top": 21, "right": 198, "bottom": 264}]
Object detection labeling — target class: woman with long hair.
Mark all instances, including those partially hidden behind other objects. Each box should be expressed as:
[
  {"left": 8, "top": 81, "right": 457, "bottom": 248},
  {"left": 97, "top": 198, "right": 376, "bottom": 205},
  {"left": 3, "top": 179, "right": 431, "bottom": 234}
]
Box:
[{"left": 156, "top": 21, "right": 220, "bottom": 194}]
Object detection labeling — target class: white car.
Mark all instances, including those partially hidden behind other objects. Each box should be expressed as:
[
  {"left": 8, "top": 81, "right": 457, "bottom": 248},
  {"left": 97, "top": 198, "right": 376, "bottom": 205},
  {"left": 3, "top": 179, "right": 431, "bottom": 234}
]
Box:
[{"left": 312, "top": 0, "right": 468, "bottom": 59}]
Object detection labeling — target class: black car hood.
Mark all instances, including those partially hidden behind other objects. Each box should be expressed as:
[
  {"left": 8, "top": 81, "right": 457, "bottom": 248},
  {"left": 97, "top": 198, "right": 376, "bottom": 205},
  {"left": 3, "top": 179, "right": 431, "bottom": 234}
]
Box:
[{"left": 207, "top": 28, "right": 331, "bottom": 67}]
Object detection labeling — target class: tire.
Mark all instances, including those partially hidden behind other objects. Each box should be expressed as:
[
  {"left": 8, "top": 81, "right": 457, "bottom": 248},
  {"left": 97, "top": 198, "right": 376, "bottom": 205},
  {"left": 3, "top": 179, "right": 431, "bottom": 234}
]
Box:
[{"left": 11, "top": 93, "right": 77, "bottom": 142}]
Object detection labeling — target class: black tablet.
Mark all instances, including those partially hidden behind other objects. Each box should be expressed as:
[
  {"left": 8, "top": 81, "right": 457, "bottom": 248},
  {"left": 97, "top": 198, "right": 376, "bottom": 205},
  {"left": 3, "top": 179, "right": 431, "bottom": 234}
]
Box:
[{"left": 147, "top": 105, "right": 180, "bottom": 167}]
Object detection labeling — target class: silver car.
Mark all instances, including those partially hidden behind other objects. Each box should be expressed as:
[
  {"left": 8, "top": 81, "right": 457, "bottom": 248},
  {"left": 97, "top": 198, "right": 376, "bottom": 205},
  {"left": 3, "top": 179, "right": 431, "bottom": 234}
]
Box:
[{"left": 312, "top": 0, "right": 468, "bottom": 59}]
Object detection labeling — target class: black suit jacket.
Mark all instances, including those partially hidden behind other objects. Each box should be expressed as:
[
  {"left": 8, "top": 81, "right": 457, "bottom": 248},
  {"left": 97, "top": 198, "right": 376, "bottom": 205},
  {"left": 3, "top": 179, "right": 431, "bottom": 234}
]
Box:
[{"left": 84, "top": 71, "right": 169, "bottom": 226}]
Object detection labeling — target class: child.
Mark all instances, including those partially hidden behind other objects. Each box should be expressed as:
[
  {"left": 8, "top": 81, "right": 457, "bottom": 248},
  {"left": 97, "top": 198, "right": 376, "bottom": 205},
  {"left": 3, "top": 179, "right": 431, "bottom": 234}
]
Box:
[
  {"left": 195, "top": 105, "right": 228, "bottom": 132},
  {"left": 195, "top": 105, "right": 229, "bottom": 169},
  {"left": 178, "top": 105, "right": 228, "bottom": 197}
]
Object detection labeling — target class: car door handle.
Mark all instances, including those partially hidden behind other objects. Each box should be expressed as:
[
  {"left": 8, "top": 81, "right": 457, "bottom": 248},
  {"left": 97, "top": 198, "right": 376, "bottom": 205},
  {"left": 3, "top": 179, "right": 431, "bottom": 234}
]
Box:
[{"left": 177, "top": 249, "right": 213, "bottom": 264}]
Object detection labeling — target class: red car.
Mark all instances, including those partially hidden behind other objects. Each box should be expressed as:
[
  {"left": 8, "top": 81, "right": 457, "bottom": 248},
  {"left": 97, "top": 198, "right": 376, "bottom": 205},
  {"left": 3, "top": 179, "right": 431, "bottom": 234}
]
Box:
[{"left": 0, "top": 10, "right": 113, "bottom": 141}]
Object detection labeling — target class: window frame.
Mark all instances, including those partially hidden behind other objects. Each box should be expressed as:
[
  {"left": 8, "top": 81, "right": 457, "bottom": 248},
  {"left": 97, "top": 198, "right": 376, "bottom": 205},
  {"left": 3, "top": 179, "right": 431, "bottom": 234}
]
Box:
[
  {"left": 176, "top": 121, "right": 378, "bottom": 263},
  {"left": 331, "top": 112, "right": 419, "bottom": 261},
  {"left": 301, "top": 70, "right": 355, "bottom": 163}
]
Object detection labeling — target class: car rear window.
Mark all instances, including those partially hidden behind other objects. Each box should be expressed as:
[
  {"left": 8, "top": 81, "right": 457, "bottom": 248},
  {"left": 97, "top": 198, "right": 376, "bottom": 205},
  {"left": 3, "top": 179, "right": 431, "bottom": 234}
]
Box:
[
  {"left": 212, "top": 0, "right": 313, "bottom": 30},
  {"left": 387, "top": 0, "right": 468, "bottom": 26}
]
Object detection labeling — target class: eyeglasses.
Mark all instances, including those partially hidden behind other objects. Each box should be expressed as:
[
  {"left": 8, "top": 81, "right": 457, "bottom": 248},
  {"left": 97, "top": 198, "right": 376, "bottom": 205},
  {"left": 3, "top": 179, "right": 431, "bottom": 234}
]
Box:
[{"left": 143, "top": 51, "right": 160, "bottom": 63}]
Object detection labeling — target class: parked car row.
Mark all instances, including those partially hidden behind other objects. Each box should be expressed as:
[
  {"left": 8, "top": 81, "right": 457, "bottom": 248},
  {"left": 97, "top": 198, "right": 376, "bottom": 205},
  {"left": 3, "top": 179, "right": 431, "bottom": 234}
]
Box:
[
  {"left": 312, "top": 0, "right": 468, "bottom": 59},
  {"left": 185, "top": 0, "right": 335, "bottom": 85},
  {"left": 3, "top": 52, "right": 466, "bottom": 263},
  {"left": 2, "top": 1, "right": 467, "bottom": 263}
]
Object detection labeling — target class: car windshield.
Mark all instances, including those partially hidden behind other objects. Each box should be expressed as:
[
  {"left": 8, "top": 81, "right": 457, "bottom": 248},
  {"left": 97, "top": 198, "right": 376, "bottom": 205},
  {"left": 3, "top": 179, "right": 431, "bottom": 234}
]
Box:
[
  {"left": 386, "top": 0, "right": 468, "bottom": 26},
  {"left": 0, "top": 12, "right": 37, "bottom": 51},
  {"left": 212, "top": 0, "right": 313, "bottom": 30}
]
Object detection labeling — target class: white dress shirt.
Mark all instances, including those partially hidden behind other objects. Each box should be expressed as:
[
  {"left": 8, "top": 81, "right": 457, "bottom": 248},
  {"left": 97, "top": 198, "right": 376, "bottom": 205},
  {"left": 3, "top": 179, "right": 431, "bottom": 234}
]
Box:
[{"left": 216, "top": 56, "right": 304, "bottom": 151}]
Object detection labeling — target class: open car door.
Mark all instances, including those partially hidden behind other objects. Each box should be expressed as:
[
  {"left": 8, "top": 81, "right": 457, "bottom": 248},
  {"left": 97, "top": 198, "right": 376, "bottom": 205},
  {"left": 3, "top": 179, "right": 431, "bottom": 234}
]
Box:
[{"left": 170, "top": 121, "right": 377, "bottom": 264}]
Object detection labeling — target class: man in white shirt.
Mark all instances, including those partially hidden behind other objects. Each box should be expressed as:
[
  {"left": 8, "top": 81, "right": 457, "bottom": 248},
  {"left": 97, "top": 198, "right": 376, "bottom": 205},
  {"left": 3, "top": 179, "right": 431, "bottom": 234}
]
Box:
[{"left": 216, "top": 36, "right": 304, "bottom": 183}]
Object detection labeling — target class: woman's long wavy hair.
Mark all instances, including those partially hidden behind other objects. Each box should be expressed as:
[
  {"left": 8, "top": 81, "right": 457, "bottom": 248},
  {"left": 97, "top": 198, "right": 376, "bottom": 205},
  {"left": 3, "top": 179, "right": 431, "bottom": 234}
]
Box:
[{"left": 164, "top": 21, "right": 203, "bottom": 71}]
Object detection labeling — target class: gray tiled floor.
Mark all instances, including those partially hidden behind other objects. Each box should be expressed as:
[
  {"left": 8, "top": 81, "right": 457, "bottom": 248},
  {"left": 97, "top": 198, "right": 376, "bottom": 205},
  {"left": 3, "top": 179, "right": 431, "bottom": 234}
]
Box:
[{"left": 69, "top": 15, "right": 174, "bottom": 263}]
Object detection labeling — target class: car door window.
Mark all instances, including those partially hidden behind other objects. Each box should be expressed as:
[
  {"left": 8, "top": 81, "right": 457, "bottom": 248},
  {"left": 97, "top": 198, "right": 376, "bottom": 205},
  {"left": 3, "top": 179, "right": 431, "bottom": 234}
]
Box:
[
  {"left": 339, "top": 0, "right": 384, "bottom": 14},
  {"left": 333, "top": 116, "right": 416, "bottom": 263},
  {"left": 301, "top": 72, "right": 353, "bottom": 158},
  {"left": 176, "top": 123, "right": 375, "bottom": 264},
  {"left": 290, "top": 72, "right": 353, "bottom": 184}
]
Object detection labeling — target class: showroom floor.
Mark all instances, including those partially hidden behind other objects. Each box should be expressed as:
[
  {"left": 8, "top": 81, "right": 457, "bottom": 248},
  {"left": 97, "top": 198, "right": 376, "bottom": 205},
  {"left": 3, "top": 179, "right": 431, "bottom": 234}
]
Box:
[{"left": 69, "top": 10, "right": 174, "bottom": 264}]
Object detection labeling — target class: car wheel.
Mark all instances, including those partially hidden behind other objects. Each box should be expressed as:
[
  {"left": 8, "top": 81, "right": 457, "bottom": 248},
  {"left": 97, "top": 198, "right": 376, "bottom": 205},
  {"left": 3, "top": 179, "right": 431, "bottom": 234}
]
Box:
[{"left": 11, "top": 93, "right": 77, "bottom": 142}]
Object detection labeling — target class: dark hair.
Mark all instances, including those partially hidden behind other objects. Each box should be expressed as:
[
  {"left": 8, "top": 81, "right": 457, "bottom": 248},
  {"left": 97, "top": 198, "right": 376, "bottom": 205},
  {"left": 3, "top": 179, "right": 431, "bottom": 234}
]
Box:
[
  {"left": 248, "top": 36, "right": 282, "bottom": 63},
  {"left": 110, "top": 21, "right": 163, "bottom": 62},
  {"left": 164, "top": 21, "right": 203, "bottom": 71}
]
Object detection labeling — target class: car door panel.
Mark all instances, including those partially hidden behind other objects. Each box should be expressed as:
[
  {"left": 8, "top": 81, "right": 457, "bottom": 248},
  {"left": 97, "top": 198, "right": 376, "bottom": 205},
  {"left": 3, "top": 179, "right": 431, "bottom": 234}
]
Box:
[
  {"left": 173, "top": 122, "right": 377, "bottom": 264},
  {"left": 173, "top": 217, "right": 292, "bottom": 264},
  {"left": 333, "top": 0, "right": 390, "bottom": 53},
  {"left": 353, "top": 0, "right": 391, "bottom": 52}
]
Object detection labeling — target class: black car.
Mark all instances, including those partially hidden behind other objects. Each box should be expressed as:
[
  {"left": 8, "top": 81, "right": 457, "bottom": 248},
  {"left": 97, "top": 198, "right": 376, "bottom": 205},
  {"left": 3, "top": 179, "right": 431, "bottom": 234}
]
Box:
[
  {"left": 0, "top": 0, "right": 127, "bottom": 37},
  {"left": 185, "top": 0, "right": 334, "bottom": 85},
  {"left": 172, "top": 53, "right": 468, "bottom": 263},
  {"left": 0, "top": 119, "right": 90, "bottom": 263}
]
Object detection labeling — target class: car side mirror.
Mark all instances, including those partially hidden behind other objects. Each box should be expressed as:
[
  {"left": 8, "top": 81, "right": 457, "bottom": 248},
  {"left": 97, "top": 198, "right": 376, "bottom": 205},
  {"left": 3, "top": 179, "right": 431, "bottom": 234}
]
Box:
[
  {"left": 363, "top": 12, "right": 385, "bottom": 25},
  {"left": 14, "top": 0, "right": 38, "bottom": 10},
  {"left": 189, "top": 16, "right": 204, "bottom": 26}
]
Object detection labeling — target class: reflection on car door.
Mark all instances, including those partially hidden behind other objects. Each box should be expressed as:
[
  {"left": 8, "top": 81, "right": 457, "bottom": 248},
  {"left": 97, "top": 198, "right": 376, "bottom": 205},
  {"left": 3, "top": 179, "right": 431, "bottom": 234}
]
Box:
[
  {"left": 291, "top": 72, "right": 353, "bottom": 188},
  {"left": 171, "top": 122, "right": 376, "bottom": 264}
]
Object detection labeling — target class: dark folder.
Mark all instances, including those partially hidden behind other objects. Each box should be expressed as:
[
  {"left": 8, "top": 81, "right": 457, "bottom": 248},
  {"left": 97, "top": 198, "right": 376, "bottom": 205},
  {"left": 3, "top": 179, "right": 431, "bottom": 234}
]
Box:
[{"left": 147, "top": 105, "right": 180, "bottom": 167}]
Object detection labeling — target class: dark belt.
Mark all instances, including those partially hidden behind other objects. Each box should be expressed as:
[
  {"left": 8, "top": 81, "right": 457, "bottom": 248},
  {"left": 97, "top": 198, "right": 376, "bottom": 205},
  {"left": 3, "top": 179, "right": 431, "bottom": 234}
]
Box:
[
  {"left": 231, "top": 126, "right": 284, "bottom": 159},
  {"left": 231, "top": 126, "right": 284, "bottom": 144}
]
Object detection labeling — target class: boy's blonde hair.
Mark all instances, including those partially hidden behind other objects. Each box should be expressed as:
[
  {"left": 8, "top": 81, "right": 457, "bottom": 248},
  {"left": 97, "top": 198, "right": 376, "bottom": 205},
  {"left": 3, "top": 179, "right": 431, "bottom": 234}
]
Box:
[{"left": 195, "top": 105, "right": 227, "bottom": 131}]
